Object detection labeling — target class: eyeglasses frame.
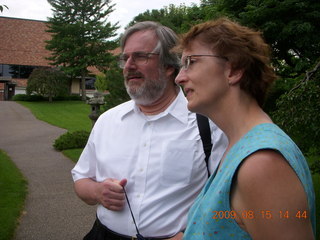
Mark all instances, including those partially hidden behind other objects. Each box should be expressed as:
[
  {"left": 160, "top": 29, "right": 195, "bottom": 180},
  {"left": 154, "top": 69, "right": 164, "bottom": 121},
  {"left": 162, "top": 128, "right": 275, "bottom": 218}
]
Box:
[
  {"left": 181, "top": 54, "right": 228, "bottom": 70},
  {"left": 118, "top": 51, "right": 159, "bottom": 69}
]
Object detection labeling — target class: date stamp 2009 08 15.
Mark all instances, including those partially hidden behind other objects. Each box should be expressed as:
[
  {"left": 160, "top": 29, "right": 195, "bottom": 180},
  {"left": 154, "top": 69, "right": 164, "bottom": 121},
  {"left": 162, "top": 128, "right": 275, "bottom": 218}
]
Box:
[{"left": 212, "top": 210, "right": 308, "bottom": 220}]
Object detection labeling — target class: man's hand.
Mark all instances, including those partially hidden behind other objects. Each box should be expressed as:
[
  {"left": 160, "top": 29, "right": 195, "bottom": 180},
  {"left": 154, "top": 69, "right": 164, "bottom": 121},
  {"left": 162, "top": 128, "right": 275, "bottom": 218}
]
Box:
[{"left": 96, "top": 178, "right": 127, "bottom": 211}]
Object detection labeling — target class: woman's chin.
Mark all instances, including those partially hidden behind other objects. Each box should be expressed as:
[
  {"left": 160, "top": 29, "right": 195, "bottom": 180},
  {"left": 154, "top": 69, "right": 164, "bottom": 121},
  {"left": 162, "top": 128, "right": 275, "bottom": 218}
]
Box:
[
  {"left": 188, "top": 102, "right": 208, "bottom": 117},
  {"left": 188, "top": 101, "right": 200, "bottom": 114}
]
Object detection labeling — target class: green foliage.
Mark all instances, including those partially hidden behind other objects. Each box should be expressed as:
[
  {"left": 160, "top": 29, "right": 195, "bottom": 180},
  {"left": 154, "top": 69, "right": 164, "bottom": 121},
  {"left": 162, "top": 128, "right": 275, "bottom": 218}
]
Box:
[
  {"left": 102, "top": 59, "right": 130, "bottom": 111},
  {"left": 46, "top": 0, "right": 119, "bottom": 100},
  {"left": 94, "top": 73, "right": 108, "bottom": 92},
  {"left": 12, "top": 94, "right": 46, "bottom": 102},
  {"left": 0, "top": 150, "right": 27, "bottom": 240},
  {"left": 26, "top": 67, "right": 69, "bottom": 102},
  {"left": 54, "top": 130, "right": 90, "bottom": 151},
  {"left": 307, "top": 151, "right": 320, "bottom": 175},
  {"left": 128, "top": 4, "right": 205, "bottom": 34},
  {"left": 12, "top": 94, "right": 82, "bottom": 102},
  {"left": 272, "top": 62, "right": 320, "bottom": 155},
  {"left": 201, "top": 0, "right": 320, "bottom": 79}
]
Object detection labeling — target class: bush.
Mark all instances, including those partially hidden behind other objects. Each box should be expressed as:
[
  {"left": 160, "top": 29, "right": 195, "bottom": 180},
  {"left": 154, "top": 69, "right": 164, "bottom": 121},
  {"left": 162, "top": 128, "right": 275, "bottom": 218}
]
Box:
[
  {"left": 12, "top": 94, "right": 45, "bottom": 101},
  {"left": 13, "top": 94, "right": 83, "bottom": 102},
  {"left": 26, "top": 67, "right": 69, "bottom": 102},
  {"left": 52, "top": 95, "right": 83, "bottom": 101},
  {"left": 53, "top": 130, "right": 90, "bottom": 151}
]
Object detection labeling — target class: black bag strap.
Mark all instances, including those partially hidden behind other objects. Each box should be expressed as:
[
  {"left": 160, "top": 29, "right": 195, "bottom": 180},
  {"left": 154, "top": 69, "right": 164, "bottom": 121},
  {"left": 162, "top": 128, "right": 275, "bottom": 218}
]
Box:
[{"left": 196, "top": 114, "right": 213, "bottom": 173}]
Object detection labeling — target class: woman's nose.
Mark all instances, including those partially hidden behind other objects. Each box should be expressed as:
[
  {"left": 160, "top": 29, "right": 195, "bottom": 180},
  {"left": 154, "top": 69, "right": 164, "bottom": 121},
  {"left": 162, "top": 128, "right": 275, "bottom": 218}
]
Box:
[{"left": 175, "top": 69, "right": 187, "bottom": 85}]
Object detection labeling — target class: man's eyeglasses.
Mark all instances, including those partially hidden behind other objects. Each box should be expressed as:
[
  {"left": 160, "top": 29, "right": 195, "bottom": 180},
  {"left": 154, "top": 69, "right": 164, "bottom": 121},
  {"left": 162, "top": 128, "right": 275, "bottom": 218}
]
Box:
[
  {"left": 119, "top": 52, "right": 159, "bottom": 69},
  {"left": 180, "top": 54, "right": 228, "bottom": 70}
]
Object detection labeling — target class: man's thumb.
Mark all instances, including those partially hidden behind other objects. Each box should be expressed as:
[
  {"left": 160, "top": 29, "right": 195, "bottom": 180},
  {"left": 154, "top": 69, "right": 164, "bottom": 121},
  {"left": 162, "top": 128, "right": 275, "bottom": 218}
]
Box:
[{"left": 119, "top": 178, "right": 127, "bottom": 187}]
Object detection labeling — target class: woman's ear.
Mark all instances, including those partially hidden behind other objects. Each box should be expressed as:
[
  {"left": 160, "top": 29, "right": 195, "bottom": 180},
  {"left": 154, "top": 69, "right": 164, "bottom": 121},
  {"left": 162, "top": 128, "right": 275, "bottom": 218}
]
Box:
[{"left": 225, "top": 63, "right": 244, "bottom": 85}]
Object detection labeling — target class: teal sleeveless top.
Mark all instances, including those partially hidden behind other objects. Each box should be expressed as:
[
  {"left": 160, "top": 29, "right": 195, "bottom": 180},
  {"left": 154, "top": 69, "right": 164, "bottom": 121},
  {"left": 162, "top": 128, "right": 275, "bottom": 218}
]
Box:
[{"left": 184, "top": 123, "right": 315, "bottom": 239}]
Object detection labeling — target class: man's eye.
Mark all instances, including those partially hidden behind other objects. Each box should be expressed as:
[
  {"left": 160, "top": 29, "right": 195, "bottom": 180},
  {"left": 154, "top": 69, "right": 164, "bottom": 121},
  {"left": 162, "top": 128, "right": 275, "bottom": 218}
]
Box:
[
  {"left": 134, "top": 53, "right": 148, "bottom": 59},
  {"left": 120, "top": 55, "right": 129, "bottom": 61}
]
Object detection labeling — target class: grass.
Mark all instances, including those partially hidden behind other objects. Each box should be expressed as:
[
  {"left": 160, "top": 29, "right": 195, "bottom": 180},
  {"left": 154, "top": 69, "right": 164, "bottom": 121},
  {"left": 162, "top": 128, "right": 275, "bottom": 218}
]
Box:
[
  {"left": 17, "top": 100, "right": 90, "bottom": 163},
  {"left": 0, "top": 150, "right": 27, "bottom": 240},
  {"left": 17, "top": 101, "right": 92, "bottom": 132},
  {"left": 62, "top": 148, "right": 83, "bottom": 163}
]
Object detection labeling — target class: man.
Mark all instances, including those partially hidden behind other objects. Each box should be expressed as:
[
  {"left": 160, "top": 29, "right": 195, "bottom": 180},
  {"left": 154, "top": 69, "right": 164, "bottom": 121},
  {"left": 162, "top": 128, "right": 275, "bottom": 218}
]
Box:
[{"left": 71, "top": 21, "right": 227, "bottom": 240}]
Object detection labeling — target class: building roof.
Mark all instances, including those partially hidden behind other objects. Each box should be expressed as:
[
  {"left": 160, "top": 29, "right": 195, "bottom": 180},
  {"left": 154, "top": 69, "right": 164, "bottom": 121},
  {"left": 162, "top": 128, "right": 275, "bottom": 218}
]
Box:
[
  {"left": 0, "top": 16, "right": 121, "bottom": 74},
  {"left": 0, "top": 17, "right": 52, "bottom": 66}
]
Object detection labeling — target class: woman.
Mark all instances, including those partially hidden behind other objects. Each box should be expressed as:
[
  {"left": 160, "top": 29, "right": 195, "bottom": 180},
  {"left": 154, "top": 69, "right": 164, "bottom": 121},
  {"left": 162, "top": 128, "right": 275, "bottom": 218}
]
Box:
[{"left": 175, "top": 18, "right": 315, "bottom": 239}]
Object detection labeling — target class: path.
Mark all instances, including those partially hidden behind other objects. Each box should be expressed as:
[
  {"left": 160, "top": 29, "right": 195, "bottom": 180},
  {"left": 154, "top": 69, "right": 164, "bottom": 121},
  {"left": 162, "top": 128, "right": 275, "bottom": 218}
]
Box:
[{"left": 0, "top": 101, "right": 95, "bottom": 240}]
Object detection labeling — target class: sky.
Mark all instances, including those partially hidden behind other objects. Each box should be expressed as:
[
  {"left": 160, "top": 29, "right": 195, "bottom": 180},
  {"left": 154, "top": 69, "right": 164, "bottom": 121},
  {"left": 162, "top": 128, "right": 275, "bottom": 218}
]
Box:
[{"left": 1, "top": 0, "right": 200, "bottom": 36}]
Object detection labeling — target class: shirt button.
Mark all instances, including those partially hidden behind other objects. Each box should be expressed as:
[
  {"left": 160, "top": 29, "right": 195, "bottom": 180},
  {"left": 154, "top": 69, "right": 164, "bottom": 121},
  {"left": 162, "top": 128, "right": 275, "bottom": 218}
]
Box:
[
  {"left": 137, "top": 194, "right": 140, "bottom": 198},
  {"left": 140, "top": 168, "right": 144, "bottom": 172}
]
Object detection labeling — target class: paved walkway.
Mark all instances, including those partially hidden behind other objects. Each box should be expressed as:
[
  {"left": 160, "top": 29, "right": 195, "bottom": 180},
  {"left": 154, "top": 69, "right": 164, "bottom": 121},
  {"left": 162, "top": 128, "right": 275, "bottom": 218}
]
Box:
[{"left": 0, "top": 101, "right": 95, "bottom": 240}]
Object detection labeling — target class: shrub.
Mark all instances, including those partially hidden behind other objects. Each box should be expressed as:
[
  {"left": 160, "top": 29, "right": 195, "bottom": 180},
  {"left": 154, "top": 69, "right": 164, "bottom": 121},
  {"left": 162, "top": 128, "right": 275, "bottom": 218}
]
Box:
[
  {"left": 13, "top": 94, "right": 83, "bottom": 102},
  {"left": 12, "top": 94, "right": 45, "bottom": 101},
  {"left": 53, "top": 130, "right": 90, "bottom": 151},
  {"left": 52, "top": 95, "right": 83, "bottom": 101},
  {"left": 26, "top": 67, "right": 69, "bottom": 102}
]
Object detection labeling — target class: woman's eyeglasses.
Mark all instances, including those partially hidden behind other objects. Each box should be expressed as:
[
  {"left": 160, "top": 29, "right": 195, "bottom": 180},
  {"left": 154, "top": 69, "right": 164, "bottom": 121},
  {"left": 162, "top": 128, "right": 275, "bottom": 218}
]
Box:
[
  {"left": 181, "top": 54, "right": 228, "bottom": 70},
  {"left": 119, "top": 51, "right": 159, "bottom": 69}
]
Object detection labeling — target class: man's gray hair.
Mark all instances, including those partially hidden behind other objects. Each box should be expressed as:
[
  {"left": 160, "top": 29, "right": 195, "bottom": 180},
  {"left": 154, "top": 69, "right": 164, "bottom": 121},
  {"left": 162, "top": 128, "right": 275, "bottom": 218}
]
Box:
[{"left": 120, "top": 21, "right": 180, "bottom": 77}]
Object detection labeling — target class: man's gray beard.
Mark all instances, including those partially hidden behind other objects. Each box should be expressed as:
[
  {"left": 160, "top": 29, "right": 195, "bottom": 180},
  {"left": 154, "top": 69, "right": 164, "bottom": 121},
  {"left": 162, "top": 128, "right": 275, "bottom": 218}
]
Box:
[{"left": 125, "top": 71, "right": 167, "bottom": 106}]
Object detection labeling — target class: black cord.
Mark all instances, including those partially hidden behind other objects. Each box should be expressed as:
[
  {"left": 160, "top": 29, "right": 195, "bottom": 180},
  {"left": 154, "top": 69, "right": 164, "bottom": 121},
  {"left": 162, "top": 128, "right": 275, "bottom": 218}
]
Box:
[{"left": 122, "top": 186, "right": 145, "bottom": 239}]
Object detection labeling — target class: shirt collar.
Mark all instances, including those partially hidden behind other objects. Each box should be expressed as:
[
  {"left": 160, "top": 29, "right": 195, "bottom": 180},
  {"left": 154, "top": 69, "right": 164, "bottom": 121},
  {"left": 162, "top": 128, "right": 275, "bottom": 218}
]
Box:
[{"left": 120, "top": 87, "right": 189, "bottom": 124}]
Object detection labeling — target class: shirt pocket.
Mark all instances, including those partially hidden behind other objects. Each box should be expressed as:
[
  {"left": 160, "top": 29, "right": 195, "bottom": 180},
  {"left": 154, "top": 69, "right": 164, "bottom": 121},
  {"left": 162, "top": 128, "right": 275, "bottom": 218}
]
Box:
[{"left": 160, "top": 140, "right": 196, "bottom": 187}]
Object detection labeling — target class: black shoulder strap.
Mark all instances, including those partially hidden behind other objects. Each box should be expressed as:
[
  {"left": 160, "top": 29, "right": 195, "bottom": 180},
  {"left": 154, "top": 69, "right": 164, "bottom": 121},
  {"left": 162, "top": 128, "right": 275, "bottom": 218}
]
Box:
[{"left": 196, "top": 114, "right": 213, "bottom": 173}]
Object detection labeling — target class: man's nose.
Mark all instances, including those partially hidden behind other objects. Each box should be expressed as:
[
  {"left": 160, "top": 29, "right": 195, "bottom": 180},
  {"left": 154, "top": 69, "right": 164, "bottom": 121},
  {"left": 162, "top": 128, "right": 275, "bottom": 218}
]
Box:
[{"left": 124, "top": 56, "right": 137, "bottom": 70}]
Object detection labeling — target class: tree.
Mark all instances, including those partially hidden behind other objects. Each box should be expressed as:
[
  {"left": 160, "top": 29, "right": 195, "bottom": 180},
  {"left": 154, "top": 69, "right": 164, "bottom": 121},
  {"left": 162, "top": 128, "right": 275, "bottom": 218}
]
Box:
[
  {"left": 272, "top": 60, "right": 320, "bottom": 173},
  {"left": 94, "top": 73, "right": 108, "bottom": 92},
  {"left": 128, "top": 4, "right": 205, "bottom": 34},
  {"left": 26, "top": 67, "right": 69, "bottom": 102},
  {"left": 102, "top": 59, "right": 130, "bottom": 111},
  {"left": 46, "top": 0, "right": 119, "bottom": 100},
  {"left": 202, "top": 0, "right": 320, "bottom": 79}
]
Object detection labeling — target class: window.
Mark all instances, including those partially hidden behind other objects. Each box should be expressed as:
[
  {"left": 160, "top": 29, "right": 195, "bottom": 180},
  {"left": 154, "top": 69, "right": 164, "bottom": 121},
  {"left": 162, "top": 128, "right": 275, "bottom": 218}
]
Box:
[{"left": 0, "top": 64, "right": 39, "bottom": 78}]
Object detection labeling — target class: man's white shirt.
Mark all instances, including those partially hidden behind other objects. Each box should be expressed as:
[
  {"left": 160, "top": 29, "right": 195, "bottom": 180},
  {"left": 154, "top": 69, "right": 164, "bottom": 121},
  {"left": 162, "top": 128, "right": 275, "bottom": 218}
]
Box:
[{"left": 71, "top": 89, "right": 227, "bottom": 237}]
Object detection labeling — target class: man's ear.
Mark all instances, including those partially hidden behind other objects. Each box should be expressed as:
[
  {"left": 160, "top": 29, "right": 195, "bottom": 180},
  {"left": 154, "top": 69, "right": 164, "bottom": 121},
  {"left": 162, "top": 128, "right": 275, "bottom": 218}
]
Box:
[{"left": 166, "top": 66, "right": 175, "bottom": 77}]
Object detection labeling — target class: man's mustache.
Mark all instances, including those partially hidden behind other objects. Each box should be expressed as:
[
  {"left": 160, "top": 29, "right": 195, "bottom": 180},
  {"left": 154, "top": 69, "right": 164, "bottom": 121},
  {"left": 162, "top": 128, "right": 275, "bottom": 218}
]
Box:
[{"left": 124, "top": 71, "right": 144, "bottom": 80}]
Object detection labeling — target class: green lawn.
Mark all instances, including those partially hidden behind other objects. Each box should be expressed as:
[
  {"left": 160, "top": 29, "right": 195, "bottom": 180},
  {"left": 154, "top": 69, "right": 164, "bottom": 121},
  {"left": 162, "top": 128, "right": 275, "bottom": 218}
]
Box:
[
  {"left": 18, "top": 100, "right": 91, "bottom": 163},
  {"left": 18, "top": 101, "right": 92, "bottom": 132},
  {"left": 62, "top": 148, "right": 83, "bottom": 163},
  {"left": 0, "top": 150, "right": 27, "bottom": 240}
]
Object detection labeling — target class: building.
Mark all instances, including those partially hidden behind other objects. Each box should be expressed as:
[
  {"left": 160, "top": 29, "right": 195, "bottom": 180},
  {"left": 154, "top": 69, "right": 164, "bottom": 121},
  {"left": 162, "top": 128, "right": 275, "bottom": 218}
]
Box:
[{"left": 0, "top": 16, "right": 106, "bottom": 101}]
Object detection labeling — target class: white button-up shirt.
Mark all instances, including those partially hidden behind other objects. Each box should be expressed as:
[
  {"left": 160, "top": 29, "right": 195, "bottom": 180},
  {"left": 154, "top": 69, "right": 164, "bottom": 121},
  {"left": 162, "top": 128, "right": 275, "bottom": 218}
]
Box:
[{"left": 71, "top": 89, "right": 227, "bottom": 237}]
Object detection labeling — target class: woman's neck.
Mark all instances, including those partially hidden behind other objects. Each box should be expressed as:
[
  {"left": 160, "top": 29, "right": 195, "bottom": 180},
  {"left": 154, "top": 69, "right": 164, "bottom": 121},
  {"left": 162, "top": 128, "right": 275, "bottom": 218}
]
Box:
[{"left": 209, "top": 96, "right": 272, "bottom": 149}]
